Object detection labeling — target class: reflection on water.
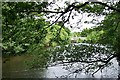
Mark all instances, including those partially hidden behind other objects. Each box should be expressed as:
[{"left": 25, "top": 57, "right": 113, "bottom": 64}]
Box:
[
  {"left": 45, "top": 58, "right": 118, "bottom": 78},
  {"left": 2, "top": 54, "right": 118, "bottom": 78},
  {"left": 2, "top": 55, "right": 44, "bottom": 78}
]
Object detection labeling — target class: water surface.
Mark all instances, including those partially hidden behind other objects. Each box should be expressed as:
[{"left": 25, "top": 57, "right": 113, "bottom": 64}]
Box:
[{"left": 2, "top": 54, "right": 118, "bottom": 78}]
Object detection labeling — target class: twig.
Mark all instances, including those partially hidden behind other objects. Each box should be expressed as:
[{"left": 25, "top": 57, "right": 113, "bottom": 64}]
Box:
[{"left": 92, "top": 65, "right": 104, "bottom": 76}]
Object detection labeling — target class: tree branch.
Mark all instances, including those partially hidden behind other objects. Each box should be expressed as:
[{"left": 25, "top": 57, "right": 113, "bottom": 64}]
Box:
[
  {"left": 73, "top": 2, "right": 120, "bottom": 13},
  {"left": 20, "top": 10, "right": 64, "bottom": 14},
  {"left": 93, "top": 2, "right": 120, "bottom": 13},
  {"left": 61, "top": 55, "right": 115, "bottom": 64},
  {"left": 92, "top": 64, "right": 104, "bottom": 76},
  {"left": 19, "top": 2, "right": 120, "bottom": 15}
]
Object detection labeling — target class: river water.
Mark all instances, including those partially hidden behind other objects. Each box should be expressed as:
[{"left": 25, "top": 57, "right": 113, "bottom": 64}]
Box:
[{"left": 2, "top": 54, "right": 118, "bottom": 78}]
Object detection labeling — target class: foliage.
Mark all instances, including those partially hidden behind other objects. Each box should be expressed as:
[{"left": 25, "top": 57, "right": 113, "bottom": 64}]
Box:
[
  {"left": 51, "top": 43, "right": 114, "bottom": 75},
  {"left": 72, "top": 32, "right": 81, "bottom": 37},
  {"left": 44, "top": 25, "right": 71, "bottom": 46},
  {"left": 81, "top": 28, "right": 104, "bottom": 44},
  {"left": 84, "top": 10, "right": 120, "bottom": 52},
  {"left": 24, "top": 46, "right": 52, "bottom": 69},
  {"left": 2, "top": 1, "right": 120, "bottom": 77},
  {"left": 2, "top": 14, "right": 46, "bottom": 55},
  {"left": 2, "top": 2, "right": 71, "bottom": 57},
  {"left": 41, "top": 1, "right": 120, "bottom": 77},
  {"left": 80, "top": 28, "right": 93, "bottom": 37},
  {"left": 98, "top": 12, "right": 120, "bottom": 48}
]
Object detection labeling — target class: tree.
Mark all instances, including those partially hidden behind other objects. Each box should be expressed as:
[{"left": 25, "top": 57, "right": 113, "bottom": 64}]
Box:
[
  {"left": 2, "top": 1, "right": 120, "bottom": 78},
  {"left": 2, "top": 2, "right": 71, "bottom": 56},
  {"left": 35, "top": 1, "right": 120, "bottom": 78},
  {"left": 80, "top": 27, "right": 104, "bottom": 43}
]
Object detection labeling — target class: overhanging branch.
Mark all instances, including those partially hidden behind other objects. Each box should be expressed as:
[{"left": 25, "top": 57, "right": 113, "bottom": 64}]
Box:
[
  {"left": 93, "top": 2, "right": 120, "bottom": 13},
  {"left": 73, "top": 2, "right": 120, "bottom": 13},
  {"left": 19, "top": 2, "right": 120, "bottom": 15}
]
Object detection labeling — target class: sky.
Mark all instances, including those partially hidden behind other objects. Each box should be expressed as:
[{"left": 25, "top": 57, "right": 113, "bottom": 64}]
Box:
[
  {"left": 43, "top": 0, "right": 117, "bottom": 32},
  {"left": 45, "top": 0, "right": 105, "bottom": 32}
]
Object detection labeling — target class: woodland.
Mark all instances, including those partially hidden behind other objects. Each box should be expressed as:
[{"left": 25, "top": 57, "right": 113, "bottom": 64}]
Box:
[{"left": 2, "top": 0, "right": 120, "bottom": 78}]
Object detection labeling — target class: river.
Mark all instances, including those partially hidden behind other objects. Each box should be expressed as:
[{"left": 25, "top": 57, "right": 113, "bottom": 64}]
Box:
[
  {"left": 2, "top": 43, "right": 119, "bottom": 78},
  {"left": 2, "top": 54, "right": 118, "bottom": 78}
]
